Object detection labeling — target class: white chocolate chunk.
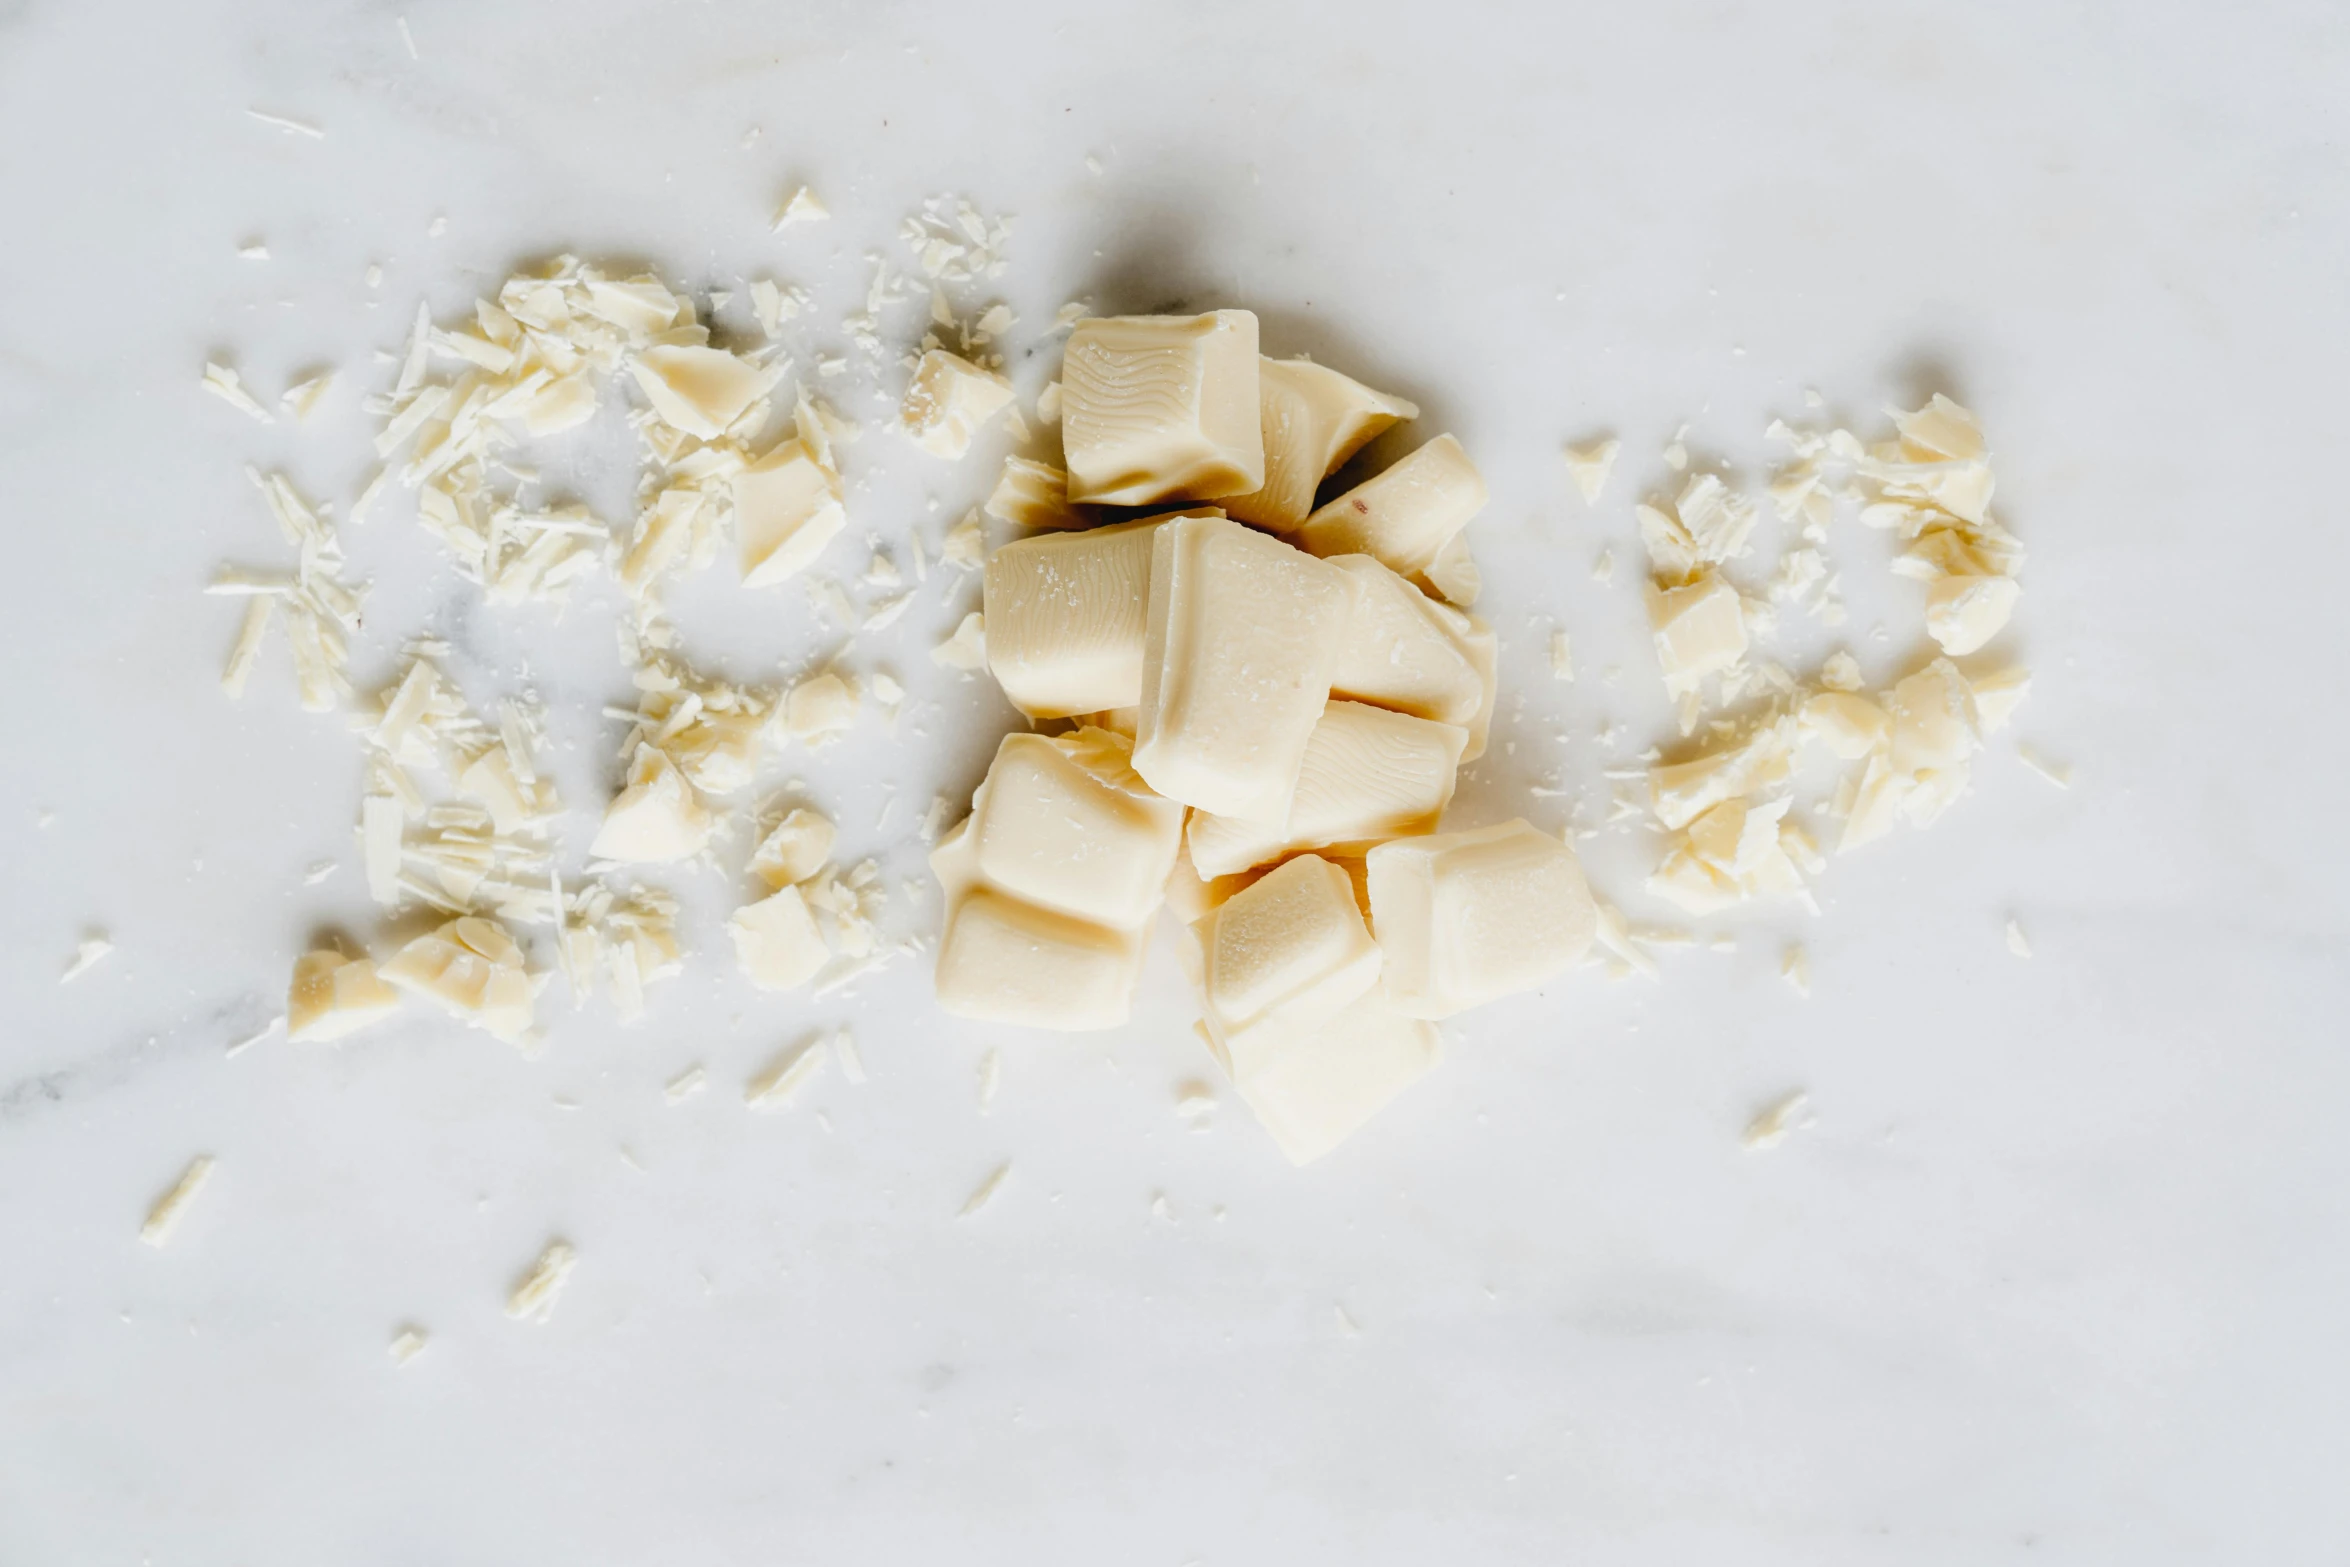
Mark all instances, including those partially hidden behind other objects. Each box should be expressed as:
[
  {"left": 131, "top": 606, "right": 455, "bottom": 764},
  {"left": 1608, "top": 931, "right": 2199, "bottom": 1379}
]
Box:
[
  {"left": 1638, "top": 474, "right": 1757, "bottom": 581},
  {"left": 286, "top": 950, "right": 401, "bottom": 1042},
  {"left": 221, "top": 596, "right": 274, "bottom": 699},
  {"left": 281, "top": 370, "right": 335, "bottom": 422},
  {"left": 505, "top": 1239, "right": 576, "bottom": 1321},
  {"left": 1188, "top": 855, "right": 1383, "bottom": 1057},
  {"left": 1742, "top": 1091, "right": 1808, "bottom": 1151},
  {"left": 1062, "top": 311, "right": 1264, "bottom": 504},
  {"left": 201, "top": 361, "right": 274, "bottom": 424},
  {"left": 1924, "top": 574, "right": 2020, "bottom": 655},
  {"left": 729, "top": 885, "right": 830, "bottom": 991},
  {"left": 1221, "top": 358, "right": 1417, "bottom": 532},
  {"left": 141, "top": 1156, "right": 216, "bottom": 1246},
  {"left": 901, "top": 349, "right": 1014, "bottom": 460},
  {"left": 381, "top": 916, "right": 538, "bottom": 1044},
  {"left": 1323, "top": 554, "right": 1497, "bottom": 761},
  {"left": 932, "top": 884, "right": 1145, "bottom": 1031},
  {"left": 773, "top": 186, "right": 828, "bottom": 227},
  {"left": 982, "top": 514, "right": 1173, "bottom": 717},
  {"left": 1969, "top": 665, "right": 2032, "bottom": 733},
  {"left": 940, "top": 511, "right": 985, "bottom": 570},
  {"left": 1421, "top": 531, "right": 1480, "bottom": 607},
  {"left": 931, "top": 611, "right": 987, "bottom": 670},
  {"left": 735, "top": 433, "right": 845, "bottom": 588},
  {"left": 958, "top": 1161, "right": 1011, "bottom": 1217},
  {"left": 1366, "top": 819, "right": 1596, "bottom": 1020},
  {"left": 1297, "top": 434, "right": 1486, "bottom": 577},
  {"left": 1886, "top": 659, "right": 1980, "bottom": 773},
  {"left": 389, "top": 1327, "right": 429, "bottom": 1364},
  {"left": 628, "top": 345, "right": 765, "bottom": 439},
  {"left": 784, "top": 671, "right": 858, "bottom": 744},
  {"left": 458, "top": 747, "right": 552, "bottom": 835},
  {"left": 1134, "top": 515, "right": 1359, "bottom": 821},
  {"left": 750, "top": 807, "right": 835, "bottom": 889},
  {"left": 1549, "top": 629, "right": 1575, "bottom": 682},
  {"left": 1186, "top": 702, "right": 1465, "bottom": 879},
  {"left": 1206, "top": 987, "right": 1441, "bottom": 1166},
  {"left": 1800, "top": 691, "right": 1891, "bottom": 759},
  {"left": 1782, "top": 945, "right": 1812, "bottom": 997},
  {"left": 1648, "top": 720, "right": 1795, "bottom": 830},
  {"left": 1565, "top": 435, "right": 1620, "bottom": 504},
  {"left": 590, "top": 744, "right": 712, "bottom": 863},
  {"left": 984, "top": 455, "right": 1082, "bottom": 529},
  {"left": 745, "top": 1033, "right": 827, "bottom": 1107},
  {"left": 1647, "top": 572, "right": 1747, "bottom": 695},
  {"left": 961, "top": 730, "right": 1184, "bottom": 929}
]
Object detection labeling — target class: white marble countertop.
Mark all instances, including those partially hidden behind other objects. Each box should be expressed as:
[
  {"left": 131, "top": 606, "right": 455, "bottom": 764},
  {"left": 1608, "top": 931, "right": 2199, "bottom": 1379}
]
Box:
[{"left": 3, "top": 0, "right": 2346, "bottom": 1560}]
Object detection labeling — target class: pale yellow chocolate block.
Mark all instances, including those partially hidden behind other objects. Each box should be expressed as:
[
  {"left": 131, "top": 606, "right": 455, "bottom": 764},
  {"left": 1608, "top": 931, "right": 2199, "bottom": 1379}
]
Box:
[
  {"left": 984, "top": 455, "right": 1084, "bottom": 529},
  {"left": 1187, "top": 702, "right": 1466, "bottom": 879},
  {"left": 1366, "top": 819, "right": 1596, "bottom": 1020},
  {"left": 965, "top": 730, "right": 1185, "bottom": 929},
  {"left": 1189, "top": 854, "right": 1382, "bottom": 1058},
  {"left": 590, "top": 743, "right": 712, "bottom": 863},
  {"left": 735, "top": 433, "right": 844, "bottom": 588},
  {"left": 1221, "top": 358, "right": 1417, "bottom": 533},
  {"left": 1134, "top": 516, "right": 1359, "bottom": 822},
  {"left": 982, "top": 515, "right": 1177, "bottom": 718},
  {"left": 1297, "top": 434, "right": 1486, "bottom": 577},
  {"left": 901, "top": 349, "right": 1015, "bottom": 459},
  {"left": 1062, "top": 311, "right": 1264, "bottom": 504},
  {"left": 381, "top": 916, "right": 538, "bottom": 1044},
  {"left": 1324, "top": 554, "right": 1497, "bottom": 761},
  {"left": 1646, "top": 572, "right": 1747, "bottom": 696},
  {"left": 934, "top": 887, "right": 1144, "bottom": 1031},
  {"left": 286, "top": 950, "right": 401, "bottom": 1042},
  {"left": 1208, "top": 987, "right": 1442, "bottom": 1166}
]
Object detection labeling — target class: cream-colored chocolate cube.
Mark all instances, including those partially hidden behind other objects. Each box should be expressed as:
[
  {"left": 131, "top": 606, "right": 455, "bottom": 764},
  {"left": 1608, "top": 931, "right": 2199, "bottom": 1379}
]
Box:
[
  {"left": 1134, "top": 515, "right": 1359, "bottom": 822},
  {"left": 1062, "top": 311, "right": 1264, "bottom": 504},
  {"left": 982, "top": 514, "right": 1180, "bottom": 718},
  {"left": 1221, "top": 358, "right": 1417, "bottom": 533},
  {"left": 1186, "top": 701, "right": 1466, "bottom": 879},
  {"left": 1297, "top": 434, "right": 1486, "bottom": 577},
  {"left": 1207, "top": 988, "right": 1442, "bottom": 1166},
  {"left": 933, "top": 887, "right": 1146, "bottom": 1031},
  {"left": 964, "top": 729, "right": 1185, "bottom": 930},
  {"left": 1189, "top": 854, "right": 1382, "bottom": 1057},
  {"left": 1366, "top": 819, "right": 1596, "bottom": 1020},
  {"left": 1324, "top": 553, "right": 1497, "bottom": 760}
]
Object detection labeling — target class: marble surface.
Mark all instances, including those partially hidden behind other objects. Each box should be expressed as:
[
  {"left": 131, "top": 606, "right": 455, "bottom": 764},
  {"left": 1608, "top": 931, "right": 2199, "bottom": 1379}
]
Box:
[{"left": 2, "top": 0, "right": 2347, "bottom": 1560}]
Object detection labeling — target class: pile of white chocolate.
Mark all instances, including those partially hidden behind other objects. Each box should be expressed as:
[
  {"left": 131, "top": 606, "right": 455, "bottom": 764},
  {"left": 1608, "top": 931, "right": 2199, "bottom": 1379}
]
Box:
[{"left": 928, "top": 310, "right": 1596, "bottom": 1165}]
